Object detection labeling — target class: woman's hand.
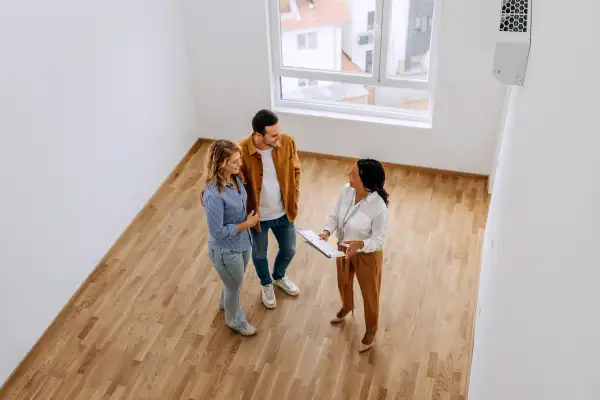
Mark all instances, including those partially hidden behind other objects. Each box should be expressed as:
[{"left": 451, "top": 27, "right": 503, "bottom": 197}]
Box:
[
  {"left": 318, "top": 231, "right": 330, "bottom": 241},
  {"left": 343, "top": 240, "right": 364, "bottom": 258},
  {"left": 246, "top": 210, "right": 259, "bottom": 228}
]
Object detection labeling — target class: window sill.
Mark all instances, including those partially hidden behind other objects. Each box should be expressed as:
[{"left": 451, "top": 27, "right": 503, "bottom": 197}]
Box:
[{"left": 272, "top": 105, "right": 432, "bottom": 130}]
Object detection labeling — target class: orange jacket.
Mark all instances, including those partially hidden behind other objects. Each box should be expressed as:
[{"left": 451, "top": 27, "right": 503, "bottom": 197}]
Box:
[{"left": 239, "top": 134, "right": 301, "bottom": 232}]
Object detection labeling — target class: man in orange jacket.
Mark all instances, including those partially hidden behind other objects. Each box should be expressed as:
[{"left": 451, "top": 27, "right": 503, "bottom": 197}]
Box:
[{"left": 238, "top": 110, "right": 301, "bottom": 309}]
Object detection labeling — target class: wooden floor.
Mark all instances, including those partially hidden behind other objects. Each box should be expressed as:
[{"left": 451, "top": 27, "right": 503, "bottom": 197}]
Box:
[{"left": 0, "top": 141, "right": 489, "bottom": 400}]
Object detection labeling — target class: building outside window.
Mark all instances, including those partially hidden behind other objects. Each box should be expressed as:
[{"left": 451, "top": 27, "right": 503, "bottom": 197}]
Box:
[{"left": 271, "top": 0, "right": 439, "bottom": 122}]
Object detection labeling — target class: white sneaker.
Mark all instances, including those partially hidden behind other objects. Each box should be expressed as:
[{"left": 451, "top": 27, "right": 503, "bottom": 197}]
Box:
[
  {"left": 237, "top": 322, "right": 257, "bottom": 336},
  {"left": 261, "top": 284, "right": 276, "bottom": 309},
  {"left": 273, "top": 277, "right": 300, "bottom": 296}
]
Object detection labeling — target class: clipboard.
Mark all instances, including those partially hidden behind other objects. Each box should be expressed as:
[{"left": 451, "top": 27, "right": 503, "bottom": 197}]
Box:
[{"left": 296, "top": 229, "right": 346, "bottom": 258}]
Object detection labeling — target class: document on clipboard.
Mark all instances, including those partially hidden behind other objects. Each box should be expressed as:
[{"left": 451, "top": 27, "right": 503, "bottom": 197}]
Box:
[{"left": 296, "top": 229, "right": 346, "bottom": 258}]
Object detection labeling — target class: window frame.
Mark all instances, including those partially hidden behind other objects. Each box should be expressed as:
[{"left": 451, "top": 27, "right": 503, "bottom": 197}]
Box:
[{"left": 268, "top": 0, "right": 443, "bottom": 123}]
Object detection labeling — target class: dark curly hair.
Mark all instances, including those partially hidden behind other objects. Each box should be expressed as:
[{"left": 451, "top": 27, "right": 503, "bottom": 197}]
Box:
[{"left": 357, "top": 159, "right": 389, "bottom": 206}]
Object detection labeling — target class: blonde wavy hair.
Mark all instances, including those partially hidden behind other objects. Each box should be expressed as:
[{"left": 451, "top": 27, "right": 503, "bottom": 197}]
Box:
[{"left": 204, "top": 140, "right": 245, "bottom": 192}]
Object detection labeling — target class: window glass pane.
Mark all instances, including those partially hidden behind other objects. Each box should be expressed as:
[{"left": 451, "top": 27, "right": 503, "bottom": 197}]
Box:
[
  {"left": 307, "top": 32, "right": 318, "bottom": 49},
  {"left": 280, "top": 77, "right": 430, "bottom": 113},
  {"left": 297, "top": 33, "right": 306, "bottom": 50},
  {"left": 358, "top": 33, "right": 373, "bottom": 46},
  {"left": 279, "top": 0, "right": 374, "bottom": 75},
  {"left": 387, "top": 0, "right": 435, "bottom": 79},
  {"left": 365, "top": 50, "right": 373, "bottom": 73},
  {"left": 367, "top": 11, "right": 375, "bottom": 30}
]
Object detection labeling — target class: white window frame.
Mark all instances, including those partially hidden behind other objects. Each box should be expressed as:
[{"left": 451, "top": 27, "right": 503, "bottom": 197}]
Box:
[{"left": 268, "top": 0, "right": 444, "bottom": 123}]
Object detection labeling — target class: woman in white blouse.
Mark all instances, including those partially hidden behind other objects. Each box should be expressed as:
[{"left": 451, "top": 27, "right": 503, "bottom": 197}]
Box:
[{"left": 319, "top": 159, "right": 389, "bottom": 352}]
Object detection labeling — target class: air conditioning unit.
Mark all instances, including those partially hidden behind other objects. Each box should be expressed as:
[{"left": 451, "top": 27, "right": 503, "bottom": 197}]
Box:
[{"left": 492, "top": 0, "right": 532, "bottom": 86}]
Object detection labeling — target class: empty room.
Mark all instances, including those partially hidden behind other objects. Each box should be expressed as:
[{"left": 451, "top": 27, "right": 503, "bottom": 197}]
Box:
[{"left": 0, "top": 0, "right": 597, "bottom": 399}]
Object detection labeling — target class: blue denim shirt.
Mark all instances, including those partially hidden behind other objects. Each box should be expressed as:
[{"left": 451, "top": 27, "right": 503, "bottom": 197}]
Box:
[{"left": 202, "top": 176, "right": 253, "bottom": 252}]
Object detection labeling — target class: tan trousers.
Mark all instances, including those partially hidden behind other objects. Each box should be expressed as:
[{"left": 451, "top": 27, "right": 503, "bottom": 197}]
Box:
[{"left": 336, "top": 247, "right": 383, "bottom": 334}]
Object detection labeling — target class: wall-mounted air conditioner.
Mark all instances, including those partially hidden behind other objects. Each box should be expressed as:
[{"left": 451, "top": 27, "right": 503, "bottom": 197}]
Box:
[{"left": 492, "top": 0, "right": 532, "bottom": 86}]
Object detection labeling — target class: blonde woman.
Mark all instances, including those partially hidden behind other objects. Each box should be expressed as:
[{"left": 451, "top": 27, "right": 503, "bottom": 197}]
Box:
[{"left": 202, "top": 140, "right": 260, "bottom": 336}]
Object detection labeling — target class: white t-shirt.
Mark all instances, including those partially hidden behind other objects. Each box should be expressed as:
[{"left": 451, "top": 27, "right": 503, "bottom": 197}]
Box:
[{"left": 257, "top": 148, "right": 286, "bottom": 221}]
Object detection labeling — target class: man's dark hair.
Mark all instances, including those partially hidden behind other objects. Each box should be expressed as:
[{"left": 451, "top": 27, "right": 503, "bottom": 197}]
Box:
[{"left": 252, "top": 109, "right": 279, "bottom": 135}]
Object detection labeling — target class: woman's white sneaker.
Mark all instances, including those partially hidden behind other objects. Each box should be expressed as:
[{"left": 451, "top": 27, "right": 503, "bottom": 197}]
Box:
[
  {"left": 273, "top": 277, "right": 300, "bottom": 296},
  {"left": 237, "top": 323, "right": 257, "bottom": 336},
  {"left": 261, "top": 284, "right": 277, "bottom": 309}
]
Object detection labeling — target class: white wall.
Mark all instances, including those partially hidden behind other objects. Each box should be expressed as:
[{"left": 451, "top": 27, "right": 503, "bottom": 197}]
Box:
[
  {"left": 469, "top": 0, "right": 600, "bottom": 398},
  {"left": 350, "top": 0, "right": 374, "bottom": 34},
  {"left": 0, "top": 0, "right": 197, "bottom": 384},
  {"left": 487, "top": 87, "right": 515, "bottom": 193},
  {"left": 182, "top": 0, "right": 506, "bottom": 175}
]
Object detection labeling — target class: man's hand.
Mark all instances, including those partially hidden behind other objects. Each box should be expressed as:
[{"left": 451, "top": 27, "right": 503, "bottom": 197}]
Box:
[
  {"left": 246, "top": 210, "right": 259, "bottom": 228},
  {"left": 237, "top": 210, "right": 260, "bottom": 233},
  {"left": 343, "top": 240, "right": 364, "bottom": 259}
]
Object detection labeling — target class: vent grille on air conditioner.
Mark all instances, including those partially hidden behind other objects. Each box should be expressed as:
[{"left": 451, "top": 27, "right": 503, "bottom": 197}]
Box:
[{"left": 499, "top": 0, "right": 528, "bottom": 33}]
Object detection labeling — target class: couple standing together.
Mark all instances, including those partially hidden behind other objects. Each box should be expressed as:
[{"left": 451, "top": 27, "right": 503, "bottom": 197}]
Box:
[{"left": 203, "top": 109, "right": 389, "bottom": 352}]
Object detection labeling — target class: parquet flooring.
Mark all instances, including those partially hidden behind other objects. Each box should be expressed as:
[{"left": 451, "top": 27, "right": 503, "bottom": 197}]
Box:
[{"left": 0, "top": 140, "right": 489, "bottom": 399}]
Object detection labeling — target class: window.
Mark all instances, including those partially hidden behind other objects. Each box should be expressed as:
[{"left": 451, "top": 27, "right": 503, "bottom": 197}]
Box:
[
  {"left": 269, "top": 0, "right": 440, "bottom": 122},
  {"left": 297, "top": 31, "right": 318, "bottom": 50},
  {"left": 296, "top": 34, "right": 305, "bottom": 50},
  {"left": 415, "top": 16, "right": 425, "bottom": 31},
  {"left": 367, "top": 11, "right": 375, "bottom": 30},
  {"left": 308, "top": 32, "right": 318, "bottom": 48},
  {"left": 365, "top": 50, "right": 373, "bottom": 74},
  {"left": 298, "top": 79, "right": 318, "bottom": 87},
  {"left": 358, "top": 32, "right": 374, "bottom": 46}
]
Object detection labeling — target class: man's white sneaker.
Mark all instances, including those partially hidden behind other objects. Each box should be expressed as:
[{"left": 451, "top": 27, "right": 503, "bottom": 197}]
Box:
[
  {"left": 261, "top": 284, "right": 277, "bottom": 309},
  {"left": 273, "top": 277, "right": 300, "bottom": 296}
]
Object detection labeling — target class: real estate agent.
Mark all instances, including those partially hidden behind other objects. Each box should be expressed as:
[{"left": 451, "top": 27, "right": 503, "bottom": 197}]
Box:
[{"left": 320, "top": 159, "right": 389, "bottom": 352}]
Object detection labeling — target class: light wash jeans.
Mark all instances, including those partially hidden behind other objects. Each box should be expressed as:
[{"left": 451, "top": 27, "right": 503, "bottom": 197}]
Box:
[{"left": 208, "top": 245, "right": 251, "bottom": 332}]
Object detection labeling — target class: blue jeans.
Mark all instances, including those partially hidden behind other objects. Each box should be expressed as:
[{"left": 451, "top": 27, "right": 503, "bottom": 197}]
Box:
[
  {"left": 251, "top": 215, "right": 297, "bottom": 286},
  {"left": 208, "top": 245, "right": 250, "bottom": 331}
]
